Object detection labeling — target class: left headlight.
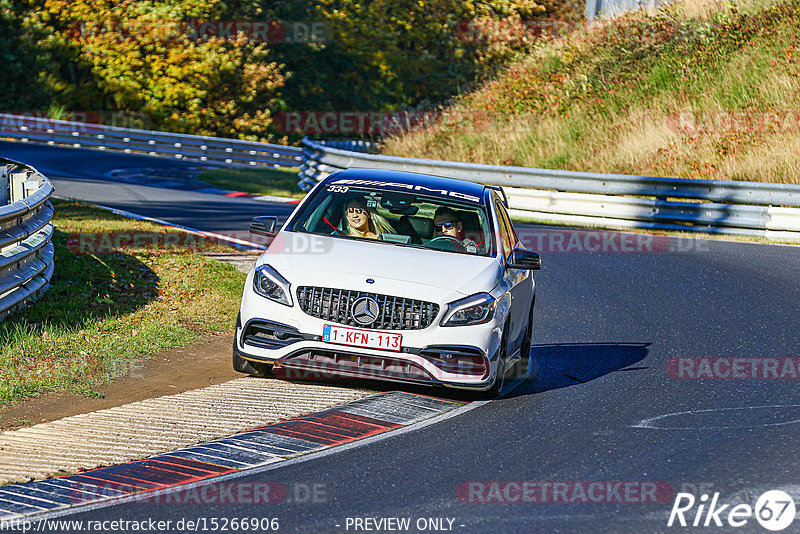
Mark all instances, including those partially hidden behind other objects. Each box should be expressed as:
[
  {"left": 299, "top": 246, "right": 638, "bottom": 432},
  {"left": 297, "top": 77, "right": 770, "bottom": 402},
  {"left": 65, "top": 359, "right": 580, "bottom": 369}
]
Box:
[
  {"left": 441, "top": 292, "right": 496, "bottom": 327},
  {"left": 253, "top": 264, "right": 293, "bottom": 307}
]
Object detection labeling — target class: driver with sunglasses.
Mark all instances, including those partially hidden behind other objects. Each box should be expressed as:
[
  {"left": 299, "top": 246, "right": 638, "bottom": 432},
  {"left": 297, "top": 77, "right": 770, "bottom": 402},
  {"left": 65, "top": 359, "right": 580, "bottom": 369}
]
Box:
[{"left": 433, "top": 206, "right": 478, "bottom": 253}]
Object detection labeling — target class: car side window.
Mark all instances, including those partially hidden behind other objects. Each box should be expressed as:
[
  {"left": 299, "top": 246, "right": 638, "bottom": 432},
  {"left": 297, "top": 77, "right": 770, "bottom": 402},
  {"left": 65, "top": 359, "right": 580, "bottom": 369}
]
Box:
[
  {"left": 498, "top": 203, "right": 518, "bottom": 248},
  {"left": 494, "top": 195, "right": 515, "bottom": 258}
]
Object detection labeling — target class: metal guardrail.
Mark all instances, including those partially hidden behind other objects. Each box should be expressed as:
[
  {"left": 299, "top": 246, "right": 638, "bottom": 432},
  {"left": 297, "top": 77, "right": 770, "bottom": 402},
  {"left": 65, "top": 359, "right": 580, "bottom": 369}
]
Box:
[
  {"left": 299, "top": 138, "right": 800, "bottom": 241},
  {"left": 0, "top": 113, "right": 303, "bottom": 168},
  {"left": 0, "top": 159, "right": 55, "bottom": 321},
  {"left": 585, "top": 0, "right": 670, "bottom": 19}
]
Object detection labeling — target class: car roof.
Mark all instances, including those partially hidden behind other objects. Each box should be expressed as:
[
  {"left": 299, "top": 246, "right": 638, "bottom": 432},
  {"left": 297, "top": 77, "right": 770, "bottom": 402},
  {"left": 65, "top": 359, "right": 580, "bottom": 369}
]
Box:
[{"left": 324, "top": 168, "right": 489, "bottom": 203}]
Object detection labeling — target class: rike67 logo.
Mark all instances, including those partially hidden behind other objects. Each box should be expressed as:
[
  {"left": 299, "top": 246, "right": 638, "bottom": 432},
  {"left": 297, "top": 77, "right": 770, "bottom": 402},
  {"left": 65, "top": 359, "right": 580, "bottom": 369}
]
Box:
[{"left": 668, "top": 490, "right": 796, "bottom": 531}]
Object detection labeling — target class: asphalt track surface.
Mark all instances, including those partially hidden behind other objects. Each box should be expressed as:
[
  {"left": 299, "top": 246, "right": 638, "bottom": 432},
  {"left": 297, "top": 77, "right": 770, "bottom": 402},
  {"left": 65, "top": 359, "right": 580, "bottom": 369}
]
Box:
[
  {"left": 3, "top": 141, "right": 800, "bottom": 533},
  {"left": 0, "top": 141, "right": 296, "bottom": 233}
]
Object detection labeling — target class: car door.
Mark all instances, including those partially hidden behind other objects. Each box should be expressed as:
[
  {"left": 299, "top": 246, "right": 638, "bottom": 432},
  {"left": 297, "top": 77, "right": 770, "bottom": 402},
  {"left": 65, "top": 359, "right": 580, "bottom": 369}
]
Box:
[{"left": 494, "top": 194, "right": 532, "bottom": 358}]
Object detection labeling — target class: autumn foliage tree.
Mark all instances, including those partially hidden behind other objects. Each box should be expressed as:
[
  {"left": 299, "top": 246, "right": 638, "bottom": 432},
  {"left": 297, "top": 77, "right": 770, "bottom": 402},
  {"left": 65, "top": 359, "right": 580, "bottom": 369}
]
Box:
[
  {"left": 1, "top": 0, "right": 562, "bottom": 140},
  {"left": 15, "top": 0, "right": 285, "bottom": 140},
  {"left": 0, "top": 0, "right": 52, "bottom": 110},
  {"left": 269, "top": 0, "right": 554, "bottom": 113}
]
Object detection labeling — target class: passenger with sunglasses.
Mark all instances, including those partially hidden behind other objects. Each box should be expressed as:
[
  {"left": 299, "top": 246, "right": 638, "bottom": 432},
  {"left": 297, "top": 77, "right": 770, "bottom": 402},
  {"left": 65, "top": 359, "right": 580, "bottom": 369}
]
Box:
[
  {"left": 433, "top": 207, "right": 478, "bottom": 253},
  {"left": 342, "top": 198, "right": 394, "bottom": 239}
]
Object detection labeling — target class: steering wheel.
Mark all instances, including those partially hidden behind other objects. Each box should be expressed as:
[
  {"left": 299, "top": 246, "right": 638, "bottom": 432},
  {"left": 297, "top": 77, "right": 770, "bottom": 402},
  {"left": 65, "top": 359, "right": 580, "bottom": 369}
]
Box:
[{"left": 426, "top": 235, "right": 466, "bottom": 252}]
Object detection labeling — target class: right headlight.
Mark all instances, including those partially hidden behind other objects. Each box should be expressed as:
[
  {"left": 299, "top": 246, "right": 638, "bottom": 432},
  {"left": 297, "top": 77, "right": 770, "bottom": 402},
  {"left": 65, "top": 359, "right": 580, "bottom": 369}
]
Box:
[
  {"left": 253, "top": 264, "right": 293, "bottom": 306},
  {"left": 440, "top": 292, "right": 496, "bottom": 327}
]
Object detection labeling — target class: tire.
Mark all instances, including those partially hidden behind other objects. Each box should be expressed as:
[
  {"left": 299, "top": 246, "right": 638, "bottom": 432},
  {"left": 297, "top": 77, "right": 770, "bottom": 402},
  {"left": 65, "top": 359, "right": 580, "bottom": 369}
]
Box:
[
  {"left": 484, "top": 358, "right": 506, "bottom": 398},
  {"left": 518, "top": 298, "right": 535, "bottom": 375},
  {"left": 480, "top": 317, "right": 511, "bottom": 399},
  {"left": 232, "top": 338, "right": 272, "bottom": 377}
]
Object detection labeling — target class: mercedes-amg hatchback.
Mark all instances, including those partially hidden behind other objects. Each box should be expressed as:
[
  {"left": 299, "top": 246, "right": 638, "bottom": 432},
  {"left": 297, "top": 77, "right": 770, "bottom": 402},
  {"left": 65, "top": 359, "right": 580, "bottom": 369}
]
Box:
[{"left": 234, "top": 168, "right": 540, "bottom": 394}]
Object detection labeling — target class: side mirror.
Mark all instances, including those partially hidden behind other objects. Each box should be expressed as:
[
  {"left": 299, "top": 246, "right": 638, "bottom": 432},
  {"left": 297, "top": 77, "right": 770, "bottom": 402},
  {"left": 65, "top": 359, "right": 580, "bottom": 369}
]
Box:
[
  {"left": 508, "top": 248, "right": 541, "bottom": 270},
  {"left": 250, "top": 216, "right": 279, "bottom": 236}
]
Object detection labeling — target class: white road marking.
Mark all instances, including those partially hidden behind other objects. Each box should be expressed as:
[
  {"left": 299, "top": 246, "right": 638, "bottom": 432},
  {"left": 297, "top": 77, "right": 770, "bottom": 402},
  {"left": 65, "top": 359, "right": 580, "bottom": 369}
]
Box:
[{"left": 633, "top": 404, "right": 800, "bottom": 430}]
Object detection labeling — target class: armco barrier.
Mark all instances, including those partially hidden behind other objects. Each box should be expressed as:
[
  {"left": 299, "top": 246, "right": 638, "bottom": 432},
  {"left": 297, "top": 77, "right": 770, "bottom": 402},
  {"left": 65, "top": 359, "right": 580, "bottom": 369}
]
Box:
[
  {"left": 0, "top": 113, "right": 302, "bottom": 167},
  {"left": 585, "top": 0, "right": 670, "bottom": 19},
  {"left": 0, "top": 159, "right": 55, "bottom": 321},
  {"left": 298, "top": 138, "right": 800, "bottom": 241}
]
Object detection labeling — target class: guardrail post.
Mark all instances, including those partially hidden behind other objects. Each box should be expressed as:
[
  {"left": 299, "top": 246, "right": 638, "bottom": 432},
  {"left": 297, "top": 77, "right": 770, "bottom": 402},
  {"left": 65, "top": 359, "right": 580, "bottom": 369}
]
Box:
[
  {"left": 9, "top": 171, "right": 28, "bottom": 204},
  {"left": 586, "top": 0, "right": 601, "bottom": 19},
  {"left": 0, "top": 165, "right": 8, "bottom": 205},
  {"left": 23, "top": 179, "right": 41, "bottom": 198},
  {"left": 0, "top": 166, "right": 9, "bottom": 254}
]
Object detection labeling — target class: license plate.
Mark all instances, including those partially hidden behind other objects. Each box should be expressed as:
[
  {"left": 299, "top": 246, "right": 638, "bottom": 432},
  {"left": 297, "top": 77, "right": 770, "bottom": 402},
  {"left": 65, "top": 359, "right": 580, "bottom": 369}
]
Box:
[{"left": 322, "top": 324, "right": 402, "bottom": 352}]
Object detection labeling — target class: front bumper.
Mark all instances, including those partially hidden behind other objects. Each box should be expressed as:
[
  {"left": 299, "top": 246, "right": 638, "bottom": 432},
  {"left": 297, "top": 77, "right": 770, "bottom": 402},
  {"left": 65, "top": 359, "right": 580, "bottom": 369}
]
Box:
[
  {"left": 236, "top": 262, "right": 507, "bottom": 390},
  {"left": 234, "top": 315, "right": 502, "bottom": 391}
]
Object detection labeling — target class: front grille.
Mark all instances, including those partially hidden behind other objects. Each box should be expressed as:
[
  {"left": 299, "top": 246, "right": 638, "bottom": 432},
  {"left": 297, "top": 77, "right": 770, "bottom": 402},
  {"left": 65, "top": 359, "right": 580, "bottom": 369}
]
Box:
[{"left": 296, "top": 286, "right": 439, "bottom": 330}]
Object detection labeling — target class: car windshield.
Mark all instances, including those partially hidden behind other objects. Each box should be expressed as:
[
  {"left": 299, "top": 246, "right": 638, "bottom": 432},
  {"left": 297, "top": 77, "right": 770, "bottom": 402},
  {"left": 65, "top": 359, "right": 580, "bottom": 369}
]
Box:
[{"left": 288, "top": 184, "right": 495, "bottom": 256}]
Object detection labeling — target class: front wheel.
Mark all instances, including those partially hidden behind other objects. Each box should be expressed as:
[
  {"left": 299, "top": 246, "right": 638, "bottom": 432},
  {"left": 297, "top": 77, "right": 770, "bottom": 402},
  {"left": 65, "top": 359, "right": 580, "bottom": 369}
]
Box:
[
  {"left": 478, "top": 318, "right": 511, "bottom": 399},
  {"left": 232, "top": 338, "right": 272, "bottom": 377},
  {"left": 484, "top": 358, "right": 506, "bottom": 398},
  {"left": 518, "top": 298, "right": 535, "bottom": 375}
]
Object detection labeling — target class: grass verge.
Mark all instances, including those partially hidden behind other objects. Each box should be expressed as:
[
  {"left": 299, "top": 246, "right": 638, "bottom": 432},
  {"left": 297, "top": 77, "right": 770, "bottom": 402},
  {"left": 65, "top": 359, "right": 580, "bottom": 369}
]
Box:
[
  {"left": 381, "top": 0, "right": 800, "bottom": 183},
  {"left": 199, "top": 166, "right": 306, "bottom": 199},
  {"left": 0, "top": 200, "right": 246, "bottom": 405}
]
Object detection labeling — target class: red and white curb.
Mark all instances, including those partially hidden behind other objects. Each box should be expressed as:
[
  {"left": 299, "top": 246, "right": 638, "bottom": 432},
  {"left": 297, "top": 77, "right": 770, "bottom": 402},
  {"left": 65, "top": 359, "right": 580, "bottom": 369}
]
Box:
[{"left": 0, "top": 392, "right": 460, "bottom": 521}]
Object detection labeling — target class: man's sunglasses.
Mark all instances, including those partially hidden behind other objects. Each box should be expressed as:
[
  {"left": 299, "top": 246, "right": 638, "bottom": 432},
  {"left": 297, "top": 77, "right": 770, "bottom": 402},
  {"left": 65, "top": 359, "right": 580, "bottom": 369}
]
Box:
[{"left": 434, "top": 222, "right": 457, "bottom": 231}]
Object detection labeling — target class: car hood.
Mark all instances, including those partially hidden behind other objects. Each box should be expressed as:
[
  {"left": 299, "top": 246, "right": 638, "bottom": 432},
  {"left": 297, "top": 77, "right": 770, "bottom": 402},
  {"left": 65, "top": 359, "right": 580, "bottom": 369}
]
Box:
[{"left": 257, "top": 232, "right": 501, "bottom": 301}]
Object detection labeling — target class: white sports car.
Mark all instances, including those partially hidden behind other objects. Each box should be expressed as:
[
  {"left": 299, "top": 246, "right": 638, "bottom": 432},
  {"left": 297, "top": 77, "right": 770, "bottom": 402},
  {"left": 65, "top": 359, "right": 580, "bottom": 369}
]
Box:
[{"left": 233, "top": 168, "right": 540, "bottom": 394}]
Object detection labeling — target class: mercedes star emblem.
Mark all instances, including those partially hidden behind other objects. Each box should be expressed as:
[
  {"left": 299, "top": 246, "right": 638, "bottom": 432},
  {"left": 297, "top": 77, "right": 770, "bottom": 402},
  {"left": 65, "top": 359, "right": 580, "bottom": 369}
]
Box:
[{"left": 351, "top": 296, "right": 380, "bottom": 325}]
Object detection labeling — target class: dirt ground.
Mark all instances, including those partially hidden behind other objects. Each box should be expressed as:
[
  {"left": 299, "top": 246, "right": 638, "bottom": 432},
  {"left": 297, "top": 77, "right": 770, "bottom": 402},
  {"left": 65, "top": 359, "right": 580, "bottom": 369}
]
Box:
[{"left": 0, "top": 333, "right": 243, "bottom": 431}]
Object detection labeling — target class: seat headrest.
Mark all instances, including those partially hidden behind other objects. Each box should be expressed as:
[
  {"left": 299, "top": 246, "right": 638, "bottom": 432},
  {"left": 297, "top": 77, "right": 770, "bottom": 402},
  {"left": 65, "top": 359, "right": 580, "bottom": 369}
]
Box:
[
  {"left": 454, "top": 210, "right": 481, "bottom": 232},
  {"left": 404, "top": 215, "right": 434, "bottom": 239}
]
